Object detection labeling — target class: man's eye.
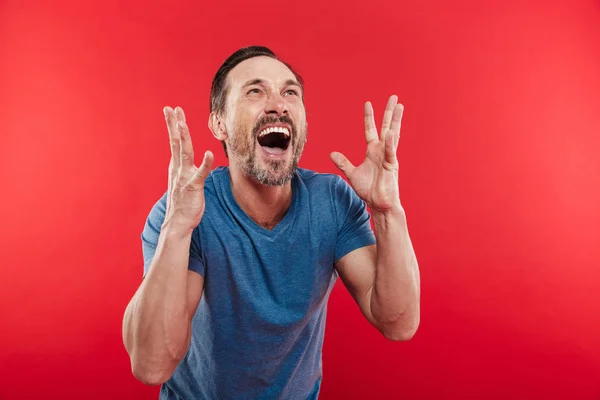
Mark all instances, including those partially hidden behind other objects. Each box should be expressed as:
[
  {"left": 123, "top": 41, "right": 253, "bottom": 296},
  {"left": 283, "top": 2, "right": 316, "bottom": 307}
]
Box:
[
  {"left": 247, "top": 88, "right": 261, "bottom": 95},
  {"left": 284, "top": 89, "right": 298, "bottom": 96}
]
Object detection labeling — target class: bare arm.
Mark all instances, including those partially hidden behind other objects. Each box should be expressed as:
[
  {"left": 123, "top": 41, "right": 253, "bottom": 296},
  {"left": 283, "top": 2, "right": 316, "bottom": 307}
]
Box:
[
  {"left": 335, "top": 208, "right": 420, "bottom": 341},
  {"left": 122, "top": 225, "right": 204, "bottom": 385},
  {"left": 331, "top": 96, "right": 420, "bottom": 341},
  {"left": 122, "top": 106, "right": 214, "bottom": 385}
]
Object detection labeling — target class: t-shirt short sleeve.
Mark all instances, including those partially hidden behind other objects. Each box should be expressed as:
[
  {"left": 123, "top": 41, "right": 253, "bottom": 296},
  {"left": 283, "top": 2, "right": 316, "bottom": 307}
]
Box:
[
  {"left": 332, "top": 176, "right": 377, "bottom": 263},
  {"left": 140, "top": 192, "right": 206, "bottom": 278}
]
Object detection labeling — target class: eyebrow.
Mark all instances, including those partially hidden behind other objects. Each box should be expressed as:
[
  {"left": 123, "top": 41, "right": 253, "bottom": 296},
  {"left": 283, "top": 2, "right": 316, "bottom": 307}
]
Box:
[
  {"left": 241, "top": 78, "right": 303, "bottom": 90},
  {"left": 284, "top": 79, "right": 302, "bottom": 89},
  {"left": 242, "top": 78, "right": 265, "bottom": 88}
]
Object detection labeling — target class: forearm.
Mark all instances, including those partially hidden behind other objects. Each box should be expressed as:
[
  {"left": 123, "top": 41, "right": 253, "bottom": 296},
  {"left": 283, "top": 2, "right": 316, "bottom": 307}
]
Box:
[
  {"left": 370, "top": 207, "right": 420, "bottom": 338},
  {"left": 123, "top": 219, "right": 194, "bottom": 383}
]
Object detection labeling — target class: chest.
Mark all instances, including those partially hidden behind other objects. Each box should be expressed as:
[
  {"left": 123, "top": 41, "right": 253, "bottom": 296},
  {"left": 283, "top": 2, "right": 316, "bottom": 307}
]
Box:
[{"left": 197, "top": 210, "right": 338, "bottom": 324}]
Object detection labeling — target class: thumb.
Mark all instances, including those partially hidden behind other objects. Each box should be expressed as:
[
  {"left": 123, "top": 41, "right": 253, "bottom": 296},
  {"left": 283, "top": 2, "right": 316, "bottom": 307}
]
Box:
[
  {"left": 192, "top": 150, "right": 214, "bottom": 187},
  {"left": 330, "top": 151, "right": 356, "bottom": 177}
]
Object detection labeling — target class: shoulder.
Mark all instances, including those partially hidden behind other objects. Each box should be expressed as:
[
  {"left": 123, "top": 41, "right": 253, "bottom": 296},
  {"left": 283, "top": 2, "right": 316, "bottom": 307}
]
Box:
[
  {"left": 295, "top": 167, "right": 347, "bottom": 191},
  {"left": 146, "top": 191, "right": 167, "bottom": 224},
  {"left": 296, "top": 168, "right": 357, "bottom": 203},
  {"left": 203, "top": 165, "right": 227, "bottom": 195}
]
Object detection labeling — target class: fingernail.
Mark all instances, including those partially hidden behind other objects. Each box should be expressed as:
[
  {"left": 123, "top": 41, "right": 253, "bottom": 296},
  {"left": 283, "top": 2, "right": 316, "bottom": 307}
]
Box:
[{"left": 163, "top": 107, "right": 168, "bottom": 119}]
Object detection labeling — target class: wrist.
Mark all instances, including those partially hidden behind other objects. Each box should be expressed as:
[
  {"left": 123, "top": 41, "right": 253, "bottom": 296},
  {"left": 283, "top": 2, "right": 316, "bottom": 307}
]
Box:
[
  {"left": 161, "top": 217, "right": 196, "bottom": 239},
  {"left": 371, "top": 206, "right": 407, "bottom": 229},
  {"left": 371, "top": 204, "right": 405, "bottom": 219}
]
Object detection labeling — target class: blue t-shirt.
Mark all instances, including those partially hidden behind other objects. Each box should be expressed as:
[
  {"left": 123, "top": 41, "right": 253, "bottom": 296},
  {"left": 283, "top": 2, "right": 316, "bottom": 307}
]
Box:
[{"left": 141, "top": 166, "right": 376, "bottom": 399}]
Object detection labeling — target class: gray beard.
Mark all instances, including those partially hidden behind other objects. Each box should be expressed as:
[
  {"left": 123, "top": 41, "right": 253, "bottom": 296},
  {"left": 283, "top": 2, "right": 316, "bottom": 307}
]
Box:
[
  {"left": 241, "top": 148, "right": 299, "bottom": 186},
  {"left": 228, "top": 119, "right": 306, "bottom": 187}
]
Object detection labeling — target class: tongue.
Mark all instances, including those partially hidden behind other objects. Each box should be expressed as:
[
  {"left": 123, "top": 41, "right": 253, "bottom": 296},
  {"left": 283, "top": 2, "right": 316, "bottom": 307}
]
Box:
[{"left": 261, "top": 145, "right": 285, "bottom": 155}]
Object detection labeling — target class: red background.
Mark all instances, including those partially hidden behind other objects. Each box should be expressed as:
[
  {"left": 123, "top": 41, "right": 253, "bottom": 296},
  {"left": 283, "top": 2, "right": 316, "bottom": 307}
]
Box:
[{"left": 1, "top": 0, "right": 599, "bottom": 398}]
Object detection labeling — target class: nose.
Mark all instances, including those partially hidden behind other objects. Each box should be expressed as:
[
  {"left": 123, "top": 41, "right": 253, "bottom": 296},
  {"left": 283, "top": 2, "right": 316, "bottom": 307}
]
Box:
[{"left": 264, "top": 92, "right": 287, "bottom": 116}]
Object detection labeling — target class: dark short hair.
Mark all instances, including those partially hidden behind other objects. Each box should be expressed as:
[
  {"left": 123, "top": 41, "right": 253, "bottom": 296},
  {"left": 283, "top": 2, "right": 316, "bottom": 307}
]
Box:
[{"left": 210, "top": 46, "right": 305, "bottom": 156}]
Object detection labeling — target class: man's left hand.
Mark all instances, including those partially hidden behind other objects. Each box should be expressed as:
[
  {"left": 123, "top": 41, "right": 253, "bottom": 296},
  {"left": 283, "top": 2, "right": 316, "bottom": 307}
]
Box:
[{"left": 330, "top": 95, "right": 404, "bottom": 214}]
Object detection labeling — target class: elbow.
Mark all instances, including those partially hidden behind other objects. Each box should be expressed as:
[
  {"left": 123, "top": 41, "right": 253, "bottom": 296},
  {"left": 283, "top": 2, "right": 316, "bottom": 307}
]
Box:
[
  {"left": 125, "top": 332, "right": 189, "bottom": 387},
  {"left": 380, "top": 314, "right": 420, "bottom": 342},
  {"left": 382, "top": 325, "right": 418, "bottom": 342},
  {"left": 131, "top": 360, "right": 175, "bottom": 386}
]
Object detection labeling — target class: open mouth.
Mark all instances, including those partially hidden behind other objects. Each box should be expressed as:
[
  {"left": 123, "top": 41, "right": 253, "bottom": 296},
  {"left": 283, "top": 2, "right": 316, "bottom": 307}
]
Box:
[{"left": 257, "top": 126, "right": 291, "bottom": 155}]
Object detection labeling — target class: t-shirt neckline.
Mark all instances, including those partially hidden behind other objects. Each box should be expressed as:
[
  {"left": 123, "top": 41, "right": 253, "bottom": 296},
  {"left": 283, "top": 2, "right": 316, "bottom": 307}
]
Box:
[{"left": 217, "top": 166, "right": 299, "bottom": 237}]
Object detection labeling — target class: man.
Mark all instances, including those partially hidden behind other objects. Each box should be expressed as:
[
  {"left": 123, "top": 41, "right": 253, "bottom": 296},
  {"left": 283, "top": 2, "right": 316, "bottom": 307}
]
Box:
[{"left": 122, "top": 46, "right": 420, "bottom": 399}]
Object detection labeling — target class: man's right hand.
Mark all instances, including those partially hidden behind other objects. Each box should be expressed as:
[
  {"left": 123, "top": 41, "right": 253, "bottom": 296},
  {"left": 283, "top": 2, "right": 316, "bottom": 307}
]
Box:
[
  {"left": 163, "top": 106, "right": 214, "bottom": 233},
  {"left": 122, "top": 106, "right": 211, "bottom": 386}
]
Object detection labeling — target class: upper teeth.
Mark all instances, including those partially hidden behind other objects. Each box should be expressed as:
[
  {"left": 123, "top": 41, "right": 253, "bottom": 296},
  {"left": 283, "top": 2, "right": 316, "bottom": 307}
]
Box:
[{"left": 259, "top": 126, "right": 290, "bottom": 138}]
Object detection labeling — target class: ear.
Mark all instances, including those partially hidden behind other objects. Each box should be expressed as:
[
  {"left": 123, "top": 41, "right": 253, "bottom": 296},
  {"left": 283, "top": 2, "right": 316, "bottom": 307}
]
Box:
[{"left": 208, "top": 112, "right": 228, "bottom": 142}]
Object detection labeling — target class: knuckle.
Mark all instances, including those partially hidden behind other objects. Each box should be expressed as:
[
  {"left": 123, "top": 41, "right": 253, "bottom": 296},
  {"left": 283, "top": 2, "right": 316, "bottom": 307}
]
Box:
[
  {"left": 383, "top": 161, "right": 399, "bottom": 172},
  {"left": 196, "top": 167, "right": 208, "bottom": 180},
  {"left": 172, "top": 172, "right": 185, "bottom": 187},
  {"left": 183, "top": 182, "right": 202, "bottom": 192}
]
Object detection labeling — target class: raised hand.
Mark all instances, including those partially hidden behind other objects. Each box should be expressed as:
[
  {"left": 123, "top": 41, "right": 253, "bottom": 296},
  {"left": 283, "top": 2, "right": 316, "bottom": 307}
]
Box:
[
  {"left": 330, "top": 95, "right": 404, "bottom": 214},
  {"left": 163, "top": 106, "right": 214, "bottom": 232}
]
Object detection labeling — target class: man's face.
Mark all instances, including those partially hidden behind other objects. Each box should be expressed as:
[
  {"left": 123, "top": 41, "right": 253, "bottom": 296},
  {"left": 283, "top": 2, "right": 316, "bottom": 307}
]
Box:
[{"left": 223, "top": 56, "right": 307, "bottom": 186}]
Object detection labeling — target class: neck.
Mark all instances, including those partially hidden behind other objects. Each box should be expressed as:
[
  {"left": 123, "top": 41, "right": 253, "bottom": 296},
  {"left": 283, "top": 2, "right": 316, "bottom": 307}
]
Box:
[{"left": 228, "top": 163, "right": 293, "bottom": 230}]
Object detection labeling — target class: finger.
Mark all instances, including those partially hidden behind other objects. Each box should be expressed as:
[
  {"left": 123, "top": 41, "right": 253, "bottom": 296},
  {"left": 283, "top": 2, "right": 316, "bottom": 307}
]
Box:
[
  {"left": 176, "top": 117, "right": 195, "bottom": 169},
  {"left": 164, "top": 106, "right": 181, "bottom": 171},
  {"left": 380, "top": 95, "right": 398, "bottom": 140},
  {"left": 364, "top": 102, "right": 378, "bottom": 143},
  {"left": 330, "top": 151, "right": 356, "bottom": 177},
  {"left": 166, "top": 157, "right": 174, "bottom": 214},
  {"left": 176, "top": 106, "right": 186, "bottom": 122},
  {"left": 389, "top": 104, "right": 404, "bottom": 149},
  {"left": 384, "top": 128, "right": 398, "bottom": 166},
  {"left": 167, "top": 158, "right": 174, "bottom": 191},
  {"left": 191, "top": 150, "right": 214, "bottom": 188}
]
